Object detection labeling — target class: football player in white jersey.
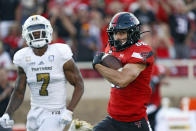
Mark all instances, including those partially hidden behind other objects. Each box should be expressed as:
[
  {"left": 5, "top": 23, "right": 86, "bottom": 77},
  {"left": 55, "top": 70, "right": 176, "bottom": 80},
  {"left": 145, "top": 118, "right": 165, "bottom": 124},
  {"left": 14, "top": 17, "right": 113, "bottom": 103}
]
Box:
[{"left": 0, "top": 15, "right": 84, "bottom": 131}]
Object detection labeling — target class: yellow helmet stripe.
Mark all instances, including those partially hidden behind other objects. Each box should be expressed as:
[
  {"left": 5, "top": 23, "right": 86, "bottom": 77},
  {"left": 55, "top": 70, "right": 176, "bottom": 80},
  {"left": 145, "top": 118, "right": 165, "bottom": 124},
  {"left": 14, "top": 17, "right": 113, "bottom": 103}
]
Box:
[{"left": 32, "top": 15, "right": 38, "bottom": 21}]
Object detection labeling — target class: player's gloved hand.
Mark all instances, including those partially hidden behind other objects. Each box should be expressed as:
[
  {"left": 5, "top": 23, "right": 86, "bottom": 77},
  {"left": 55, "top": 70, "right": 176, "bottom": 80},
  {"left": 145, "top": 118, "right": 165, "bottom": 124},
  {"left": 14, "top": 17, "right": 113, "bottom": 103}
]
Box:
[
  {"left": 146, "top": 104, "right": 157, "bottom": 115},
  {"left": 59, "top": 109, "right": 73, "bottom": 126},
  {"left": 0, "top": 113, "right": 14, "bottom": 128},
  {"left": 92, "top": 52, "right": 105, "bottom": 69}
]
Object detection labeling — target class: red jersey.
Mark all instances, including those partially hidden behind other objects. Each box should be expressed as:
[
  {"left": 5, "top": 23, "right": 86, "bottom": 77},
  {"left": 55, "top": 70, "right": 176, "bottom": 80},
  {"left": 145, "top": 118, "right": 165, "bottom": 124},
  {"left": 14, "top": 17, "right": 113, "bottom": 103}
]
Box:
[{"left": 105, "top": 41, "right": 154, "bottom": 122}]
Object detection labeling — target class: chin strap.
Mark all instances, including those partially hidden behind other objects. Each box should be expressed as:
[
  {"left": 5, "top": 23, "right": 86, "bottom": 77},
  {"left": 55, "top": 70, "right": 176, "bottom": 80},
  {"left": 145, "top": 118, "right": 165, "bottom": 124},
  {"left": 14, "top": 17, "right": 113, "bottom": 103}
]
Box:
[
  {"left": 109, "top": 30, "right": 151, "bottom": 52},
  {"left": 30, "top": 39, "right": 48, "bottom": 48},
  {"left": 140, "top": 31, "right": 151, "bottom": 36}
]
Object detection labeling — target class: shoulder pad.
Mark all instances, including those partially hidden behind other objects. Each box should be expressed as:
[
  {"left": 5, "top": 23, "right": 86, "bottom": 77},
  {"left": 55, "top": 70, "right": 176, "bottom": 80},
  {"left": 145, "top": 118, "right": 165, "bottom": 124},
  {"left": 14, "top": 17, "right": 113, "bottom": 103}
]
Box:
[
  {"left": 13, "top": 47, "right": 30, "bottom": 67},
  {"left": 52, "top": 44, "right": 73, "bottom": 62}
]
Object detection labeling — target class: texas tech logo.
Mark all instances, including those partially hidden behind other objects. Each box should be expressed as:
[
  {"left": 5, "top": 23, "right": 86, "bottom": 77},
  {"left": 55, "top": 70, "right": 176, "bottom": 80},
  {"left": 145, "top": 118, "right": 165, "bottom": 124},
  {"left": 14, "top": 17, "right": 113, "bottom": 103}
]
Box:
[{"left": 140, "top": 51, "right": 153, "bottom": 62}]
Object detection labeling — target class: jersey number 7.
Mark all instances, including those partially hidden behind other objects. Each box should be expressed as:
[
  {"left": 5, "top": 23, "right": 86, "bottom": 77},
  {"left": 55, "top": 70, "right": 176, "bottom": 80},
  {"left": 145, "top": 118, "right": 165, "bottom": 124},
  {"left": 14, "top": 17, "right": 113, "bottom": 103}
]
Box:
[{"left": 36, "top": 73, "right": 50, "bottom": 96}]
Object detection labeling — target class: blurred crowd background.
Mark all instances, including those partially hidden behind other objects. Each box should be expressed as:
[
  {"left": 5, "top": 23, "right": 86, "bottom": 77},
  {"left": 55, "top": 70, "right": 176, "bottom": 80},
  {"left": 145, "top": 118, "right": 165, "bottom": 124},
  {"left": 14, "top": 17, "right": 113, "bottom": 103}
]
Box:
[{"left": 0, "top": 0, "right": 196, "bottom": 65}]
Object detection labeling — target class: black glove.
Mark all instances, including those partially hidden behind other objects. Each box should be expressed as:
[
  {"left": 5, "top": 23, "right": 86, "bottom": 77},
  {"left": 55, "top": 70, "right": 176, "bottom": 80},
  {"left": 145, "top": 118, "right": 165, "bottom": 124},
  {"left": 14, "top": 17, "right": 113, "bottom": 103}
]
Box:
[{"left": 92, "top": 52, "right": 105, "bottom": 69}]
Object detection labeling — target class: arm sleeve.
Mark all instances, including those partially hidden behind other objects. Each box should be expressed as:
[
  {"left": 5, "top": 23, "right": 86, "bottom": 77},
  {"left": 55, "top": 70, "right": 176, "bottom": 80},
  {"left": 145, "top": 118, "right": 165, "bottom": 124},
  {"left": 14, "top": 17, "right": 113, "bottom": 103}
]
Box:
[
  {"left": 127, "top": 45, "right": 154, "bottom": 65},
  {"left": 13, "top": 51, "right": 24, "bottom": 68},
  {"left": 57, "top": 44, "right": 73, "bottom": 63}
]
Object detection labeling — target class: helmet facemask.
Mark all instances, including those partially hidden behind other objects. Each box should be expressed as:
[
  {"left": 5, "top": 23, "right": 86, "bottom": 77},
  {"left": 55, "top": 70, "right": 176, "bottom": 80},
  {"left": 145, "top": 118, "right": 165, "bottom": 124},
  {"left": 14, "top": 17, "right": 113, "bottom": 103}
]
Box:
[{"left": 107, "top": 25, "right": 141, "bottom": 52}]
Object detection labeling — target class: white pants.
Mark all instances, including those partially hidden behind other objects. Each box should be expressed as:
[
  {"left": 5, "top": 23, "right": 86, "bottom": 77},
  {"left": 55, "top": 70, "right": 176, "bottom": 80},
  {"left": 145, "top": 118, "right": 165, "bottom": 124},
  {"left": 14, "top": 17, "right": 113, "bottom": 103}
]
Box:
[{"left": 26, "top": 106, "right": 67, "bottom": 131}]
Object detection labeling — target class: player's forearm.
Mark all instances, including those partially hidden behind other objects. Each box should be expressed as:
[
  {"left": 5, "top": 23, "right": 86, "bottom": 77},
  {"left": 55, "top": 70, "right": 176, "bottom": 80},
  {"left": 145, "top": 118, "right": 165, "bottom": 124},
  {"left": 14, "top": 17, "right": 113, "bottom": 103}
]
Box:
[
  {"left": 67, "top": 83, "right": 84, "bottom": 111},
  {"left": 5, "top": 89, "right": 25, "bottom": 117},
  {"left": 95, "top": 64, "right": 132, "bottom": 87},
  {"left": 5, "top": 77, "right": 26, "bottom": 117}
]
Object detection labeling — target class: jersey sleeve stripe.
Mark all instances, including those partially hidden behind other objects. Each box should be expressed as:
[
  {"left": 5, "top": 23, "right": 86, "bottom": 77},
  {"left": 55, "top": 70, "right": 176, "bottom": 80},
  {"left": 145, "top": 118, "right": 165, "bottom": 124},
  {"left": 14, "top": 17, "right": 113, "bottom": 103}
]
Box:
[{"left": 131, "top": 52, "right": 143, "bottom": 59}]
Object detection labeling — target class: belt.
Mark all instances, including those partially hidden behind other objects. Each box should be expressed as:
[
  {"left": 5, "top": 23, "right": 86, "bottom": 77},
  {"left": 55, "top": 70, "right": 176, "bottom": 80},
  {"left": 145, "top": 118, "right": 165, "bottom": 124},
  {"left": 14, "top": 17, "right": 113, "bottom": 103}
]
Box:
[{"left": 51, "top": 110, "right": 61, "bottom": 115}]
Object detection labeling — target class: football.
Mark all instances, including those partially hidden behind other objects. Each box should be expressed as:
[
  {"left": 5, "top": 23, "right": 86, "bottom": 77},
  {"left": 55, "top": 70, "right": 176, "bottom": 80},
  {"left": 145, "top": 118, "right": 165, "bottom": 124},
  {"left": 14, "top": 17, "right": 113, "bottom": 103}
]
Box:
[{"left": 101, "top": 54, "right": 122, "bottom": 70}]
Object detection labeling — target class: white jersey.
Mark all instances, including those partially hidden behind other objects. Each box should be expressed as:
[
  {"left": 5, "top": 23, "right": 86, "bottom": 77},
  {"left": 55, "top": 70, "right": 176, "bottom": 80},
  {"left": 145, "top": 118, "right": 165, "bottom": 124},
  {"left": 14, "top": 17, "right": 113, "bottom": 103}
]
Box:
[{"left": 13, "top": 44, "right": 73, "bottom": 110}]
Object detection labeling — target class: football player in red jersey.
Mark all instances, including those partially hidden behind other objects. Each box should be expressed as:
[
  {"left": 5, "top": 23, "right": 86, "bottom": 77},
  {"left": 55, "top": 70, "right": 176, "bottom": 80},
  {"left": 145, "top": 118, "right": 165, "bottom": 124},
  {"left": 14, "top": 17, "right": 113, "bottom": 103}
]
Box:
[{"left": 92, "top": 12, "right": 154, "bottom": 131}]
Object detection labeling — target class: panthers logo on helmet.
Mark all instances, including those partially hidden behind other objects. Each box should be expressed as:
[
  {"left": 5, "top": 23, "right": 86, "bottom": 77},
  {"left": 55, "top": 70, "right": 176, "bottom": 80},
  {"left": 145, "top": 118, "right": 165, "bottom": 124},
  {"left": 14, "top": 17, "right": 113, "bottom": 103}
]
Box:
[{"left": 31, "top": 15, "right": 38, "bottom": 21}]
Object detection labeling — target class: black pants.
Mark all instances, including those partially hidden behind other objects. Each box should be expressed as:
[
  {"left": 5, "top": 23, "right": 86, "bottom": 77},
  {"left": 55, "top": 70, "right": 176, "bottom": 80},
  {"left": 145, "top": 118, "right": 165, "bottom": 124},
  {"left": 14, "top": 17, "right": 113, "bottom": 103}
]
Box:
[
  {"left": 93, "top": 115, "right": 152, "bottom": 131},
  {"left": 148, "top": 107, "right": 160, "bottom": 131}
]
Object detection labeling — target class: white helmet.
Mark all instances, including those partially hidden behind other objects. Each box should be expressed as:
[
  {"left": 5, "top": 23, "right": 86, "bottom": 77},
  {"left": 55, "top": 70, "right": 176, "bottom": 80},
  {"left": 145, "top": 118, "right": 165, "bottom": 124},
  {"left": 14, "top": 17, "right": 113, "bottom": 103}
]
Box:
[{"left": 22, "top": 15, "right": 53, "bottom": 48}]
